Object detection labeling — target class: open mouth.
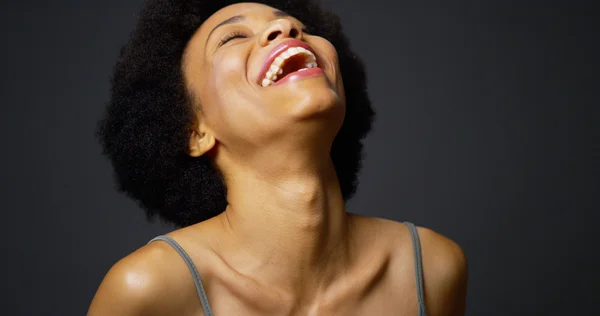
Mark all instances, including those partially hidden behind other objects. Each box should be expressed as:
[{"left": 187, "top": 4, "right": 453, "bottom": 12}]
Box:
[{"left": 259, "top": 42, "right": 319, "bottom": 87}]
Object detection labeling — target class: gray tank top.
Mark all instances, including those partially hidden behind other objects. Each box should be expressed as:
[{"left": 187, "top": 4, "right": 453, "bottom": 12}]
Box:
[{"left": 148, "top": 221, "right": 428, "bottom": 316}]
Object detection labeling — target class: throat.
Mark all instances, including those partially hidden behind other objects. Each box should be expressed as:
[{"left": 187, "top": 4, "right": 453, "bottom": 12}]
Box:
[{"left": 216, "top": 163, "right": 350, "bottom": 291}]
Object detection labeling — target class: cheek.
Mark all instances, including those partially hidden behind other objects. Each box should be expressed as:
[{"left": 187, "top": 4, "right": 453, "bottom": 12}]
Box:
[
  {"left": 318, "top": 40, "right": 345, "bottom": 103},
  {"left": 211, "top": 51, "right": 248, "bottom": 90},
  {"left": 203, "top": 51, "right": 269, "bottom": 141},
  {"left": 202, "top": 52, "right": 247, "bottom": 121}
]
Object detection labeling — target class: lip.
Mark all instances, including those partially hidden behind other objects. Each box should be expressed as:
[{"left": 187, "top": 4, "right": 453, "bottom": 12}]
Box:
[
  {"left": 257, "top": 39, "right": 319, "bottom": 86},
  {"left": 272, "top": 67, "right": 324, "bottom": 86}
]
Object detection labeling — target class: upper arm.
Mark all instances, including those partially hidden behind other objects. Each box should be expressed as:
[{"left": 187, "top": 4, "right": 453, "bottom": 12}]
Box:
[{"left": 418, "top": 227, "right": 468, "bottom": 316}]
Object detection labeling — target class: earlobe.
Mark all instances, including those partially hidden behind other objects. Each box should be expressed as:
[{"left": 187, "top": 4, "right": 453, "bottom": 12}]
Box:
[{"left": 188, "top": 129, "right": 216, "bottom": 157}]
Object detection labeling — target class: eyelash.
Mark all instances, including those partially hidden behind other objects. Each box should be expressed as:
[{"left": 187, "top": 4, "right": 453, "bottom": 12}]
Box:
[
  {"left": 217, "top": 25, "right": 311, "bottom": 48},
  {"left": 218, "top": 32, "right": 248, "bottom": 47}
]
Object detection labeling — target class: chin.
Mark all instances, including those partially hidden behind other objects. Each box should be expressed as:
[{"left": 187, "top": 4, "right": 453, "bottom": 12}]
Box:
[{"left": 286, "top": 84, "right": 344, "bottom": 121}]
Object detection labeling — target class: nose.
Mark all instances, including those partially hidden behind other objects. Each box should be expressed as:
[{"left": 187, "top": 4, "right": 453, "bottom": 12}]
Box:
[{"left": 258, "top": 19, "right": 303, "bottom": 46}]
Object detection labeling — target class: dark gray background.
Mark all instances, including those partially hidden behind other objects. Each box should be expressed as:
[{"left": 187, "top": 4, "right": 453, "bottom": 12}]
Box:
[{"left": 1, "top": 0, "right": 597, "bottom": 315}]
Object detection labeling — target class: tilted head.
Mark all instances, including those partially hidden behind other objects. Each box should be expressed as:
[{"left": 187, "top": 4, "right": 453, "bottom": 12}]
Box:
[{"left": 97, "top": 0, "right": 374, "bottom": 227}]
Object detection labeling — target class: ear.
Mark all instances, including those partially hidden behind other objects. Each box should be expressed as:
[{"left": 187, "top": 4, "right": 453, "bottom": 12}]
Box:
[{"left": 188, "top": 121, "right": 216, "bottom": 157}]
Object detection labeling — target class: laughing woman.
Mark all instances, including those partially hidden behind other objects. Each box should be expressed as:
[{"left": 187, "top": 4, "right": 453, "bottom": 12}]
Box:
[{"left": 88, "top": 0, "right": 467, "bottom": 315}]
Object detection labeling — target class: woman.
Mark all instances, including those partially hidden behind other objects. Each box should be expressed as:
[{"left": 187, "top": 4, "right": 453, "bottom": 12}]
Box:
[{"left": 88, "top": 0, "right": 467, "bottom": 315}]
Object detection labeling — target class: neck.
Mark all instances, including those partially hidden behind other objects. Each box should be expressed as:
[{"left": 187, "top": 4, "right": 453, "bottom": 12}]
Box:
[{"left": 216, "top": 153, "right": 351, "bottom": 296}]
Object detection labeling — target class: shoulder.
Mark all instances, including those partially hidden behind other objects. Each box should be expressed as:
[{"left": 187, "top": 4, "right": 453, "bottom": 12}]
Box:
[
  {"left": 416, "top": 225, "right": 468, "bottom": 315},
  {"left": 87, "top": 238, "right": 202, "bottom": 316},
  {"left": 364, "top": 217, "right": 467, "bottom": 285},
  {"left": 357, "top": 217, "right": 468, "bottom": 315}
]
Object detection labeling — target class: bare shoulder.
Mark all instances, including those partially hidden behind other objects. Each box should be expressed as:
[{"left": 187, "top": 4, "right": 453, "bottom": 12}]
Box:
[
  {"left": 416, "top": 225, "right": 468, "bottom": 316},
  {"left": 351, "top": 216, "right": 468, "bottom": 315},
  {"left": 416, "top": 226, "right": 468, "bottom": 277},
  {"left": 357, "top": 216, "right": 467, "bottom": 280},
  {"left": 87, "top": 237, "right": 203, "bottom": 316}
]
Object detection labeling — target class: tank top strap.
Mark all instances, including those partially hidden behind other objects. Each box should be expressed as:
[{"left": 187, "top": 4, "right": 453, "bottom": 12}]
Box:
[
  {"left": 148, "top": 236, "right": 214, "bottom": 316},
  {"left": 404, "top": 222, "right": 428, "bottom": 316}
]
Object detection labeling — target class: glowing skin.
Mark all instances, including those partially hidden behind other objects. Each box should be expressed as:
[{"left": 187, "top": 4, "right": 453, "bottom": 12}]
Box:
[{"left": 88, "top": 4, "right": 467, "bottom": 316}]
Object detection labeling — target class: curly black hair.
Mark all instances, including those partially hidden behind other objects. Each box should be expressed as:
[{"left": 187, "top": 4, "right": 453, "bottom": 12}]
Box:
[{"left": 97, "top": 0, "right": 374, "bottom": 228}]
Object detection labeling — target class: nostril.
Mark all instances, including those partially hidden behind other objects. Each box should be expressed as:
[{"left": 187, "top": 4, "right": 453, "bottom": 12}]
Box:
[
  {"left": 267, "top": 31, "right": 280, "bottom": 41},
  {"left": 289, "top": 29, "right": 299, "bottom": 38}
]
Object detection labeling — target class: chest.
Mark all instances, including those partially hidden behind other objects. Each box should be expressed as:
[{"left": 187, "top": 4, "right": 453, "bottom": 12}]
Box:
[{"left": 187, "top": 266, "right": 421, "bottom": 316}]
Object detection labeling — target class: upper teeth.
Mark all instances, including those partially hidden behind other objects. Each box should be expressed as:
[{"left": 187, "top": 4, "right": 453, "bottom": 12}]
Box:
[{"left": 261, "top": 46, "right": 318, "bottom": 87}]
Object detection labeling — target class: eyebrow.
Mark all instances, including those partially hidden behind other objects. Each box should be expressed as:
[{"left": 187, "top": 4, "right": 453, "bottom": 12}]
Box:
[
  {"left": 206, "top": 10, "right": 292, "bottom": 46},
  {"left": 206, "top": 15, "right": 245, "bottom": 45}
]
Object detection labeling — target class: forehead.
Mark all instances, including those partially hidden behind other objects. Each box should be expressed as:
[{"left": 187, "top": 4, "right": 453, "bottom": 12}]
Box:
[
  {"left": 184, "top": 3, "right": 295, "bottom": 65},
  {"left": 199, "top": 3, "right": 282, "bottom": 38}
]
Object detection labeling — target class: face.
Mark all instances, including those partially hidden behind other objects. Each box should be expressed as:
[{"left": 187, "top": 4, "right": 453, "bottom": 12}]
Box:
[{"left": 183, "top": 3, "right": 345, "bottom": 164}]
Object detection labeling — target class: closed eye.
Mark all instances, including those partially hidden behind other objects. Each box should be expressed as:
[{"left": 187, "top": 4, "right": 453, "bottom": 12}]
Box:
[{"left": 217, "top": 32, "right": 248, "bottom": 48}]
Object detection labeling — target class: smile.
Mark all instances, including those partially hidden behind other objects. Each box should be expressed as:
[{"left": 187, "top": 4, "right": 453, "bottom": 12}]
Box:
[{"left": 258, "top": 39, "right": 324, "bottom": 87}]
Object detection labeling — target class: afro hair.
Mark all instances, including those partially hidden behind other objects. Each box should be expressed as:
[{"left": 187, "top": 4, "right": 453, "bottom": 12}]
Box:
[{"left": 97, "top": 0, "right": 375, "bottom": 228}]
